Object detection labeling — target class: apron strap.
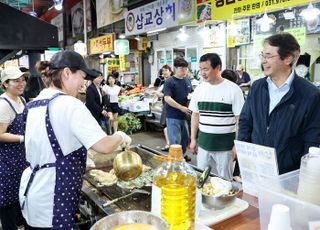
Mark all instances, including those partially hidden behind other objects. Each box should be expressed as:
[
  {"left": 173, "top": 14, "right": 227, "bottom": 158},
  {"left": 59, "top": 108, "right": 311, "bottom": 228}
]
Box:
[
  {"left": 21, "top": 163, "right": 56, "bottom": 209},
  {"left": 45, "top": 94, "right": 66, "bottom": 160},
  {"left": 0, "top": 97, "right": 19, "bottom": 115}
]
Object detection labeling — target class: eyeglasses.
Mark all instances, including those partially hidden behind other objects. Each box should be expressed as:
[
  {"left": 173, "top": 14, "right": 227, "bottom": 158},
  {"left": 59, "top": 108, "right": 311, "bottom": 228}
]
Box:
[{"left": 259, "top": 53, "right": 279, "bottom": 60}]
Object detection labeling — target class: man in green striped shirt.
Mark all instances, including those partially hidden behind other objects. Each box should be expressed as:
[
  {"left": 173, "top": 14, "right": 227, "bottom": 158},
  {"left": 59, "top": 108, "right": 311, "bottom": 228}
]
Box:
[{"left": 189, "top": 53, "right": 244, "bottom": 180}]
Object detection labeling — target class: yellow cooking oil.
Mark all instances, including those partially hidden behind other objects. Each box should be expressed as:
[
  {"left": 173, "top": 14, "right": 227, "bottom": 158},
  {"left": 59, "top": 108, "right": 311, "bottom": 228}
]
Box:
[{"left": 152, "top": 144, "right": 197, "bottom": 230}]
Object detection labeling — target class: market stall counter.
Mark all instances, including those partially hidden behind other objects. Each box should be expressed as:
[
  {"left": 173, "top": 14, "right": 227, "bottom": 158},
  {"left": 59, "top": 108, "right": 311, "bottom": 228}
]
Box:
[{"left": 80, "top": 145, "right": 259, "bottom": 229}]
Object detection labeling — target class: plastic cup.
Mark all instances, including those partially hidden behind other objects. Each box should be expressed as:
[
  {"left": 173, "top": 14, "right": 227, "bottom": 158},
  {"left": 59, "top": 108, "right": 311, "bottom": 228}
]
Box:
[
  {"left": 298, "top": 153, "right": 320, "bottom": 205},
  {"left": 268, "top": 204, "right": 292, "bottom": 230}
]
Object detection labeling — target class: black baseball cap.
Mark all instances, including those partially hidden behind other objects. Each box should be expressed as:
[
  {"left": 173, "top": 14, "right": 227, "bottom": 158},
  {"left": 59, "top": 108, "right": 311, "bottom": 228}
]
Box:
[
  {"left": 86, "top": 69, "right": 103, "bottom": 81},
  {"left": 50, "top": 51, "right": 98, "bottom": 80}
]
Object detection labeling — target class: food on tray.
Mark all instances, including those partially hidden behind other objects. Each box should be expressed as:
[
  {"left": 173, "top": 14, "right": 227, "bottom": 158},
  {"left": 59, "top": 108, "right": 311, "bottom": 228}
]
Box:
[
  {"left": 89, "top": 165, "right": 153, "bottom": 189},
  {"left": 90, "top": 169, "right": 118, "bottom": 186},
  {"left": 117, "top": 165, "right": 153, "bottom": 189},
  {"left": 201, "top": 177, "right": 233, "bottom": 197},
  {"left": 111, "top": 223, "right": 157, "bottom": 230}
]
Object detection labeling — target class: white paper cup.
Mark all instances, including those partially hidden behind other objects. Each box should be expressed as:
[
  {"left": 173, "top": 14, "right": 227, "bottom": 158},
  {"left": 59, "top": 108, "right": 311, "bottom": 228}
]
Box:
[{"left": 268, "top": 204, "right": 292, "bottom": 230}]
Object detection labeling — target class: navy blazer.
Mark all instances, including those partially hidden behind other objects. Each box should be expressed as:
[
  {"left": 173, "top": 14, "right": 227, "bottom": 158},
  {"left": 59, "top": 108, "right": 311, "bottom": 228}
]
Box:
[{"left": 85, "top": 83, "right": 103, "bottom": 123}]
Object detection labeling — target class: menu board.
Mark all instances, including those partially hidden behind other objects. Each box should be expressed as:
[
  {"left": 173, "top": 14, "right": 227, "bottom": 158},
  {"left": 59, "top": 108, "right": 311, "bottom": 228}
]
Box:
[
  {"left": 234, "top": 140, "right": 279, "bottom": 197},
  {"left": 252, "top": 3, "right": 320, "bottom": 38}
]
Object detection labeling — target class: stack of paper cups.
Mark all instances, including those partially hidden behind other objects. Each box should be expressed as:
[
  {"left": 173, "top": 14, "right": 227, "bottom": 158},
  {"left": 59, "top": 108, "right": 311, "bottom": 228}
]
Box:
[
  {"left": 297, "top": 147, "right": 320, "bottom": 205},
  {"left": 268, "top": 204, "right": 292, "bottom": 230}
]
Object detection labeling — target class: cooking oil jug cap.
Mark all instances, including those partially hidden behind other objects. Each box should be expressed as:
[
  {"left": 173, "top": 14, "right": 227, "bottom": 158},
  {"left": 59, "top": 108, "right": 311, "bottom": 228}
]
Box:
[{"left": 168, "top": 144, "right": 183, "bottom": 161}]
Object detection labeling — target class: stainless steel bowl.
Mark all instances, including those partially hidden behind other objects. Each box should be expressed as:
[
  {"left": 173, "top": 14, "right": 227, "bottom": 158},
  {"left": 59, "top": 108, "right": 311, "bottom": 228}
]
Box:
[
  {"left": 90, "top": 210, "right": 169, "bottom": 230},
  {"left": 201, "top": 182, "right": 241, "bottom": 209}
]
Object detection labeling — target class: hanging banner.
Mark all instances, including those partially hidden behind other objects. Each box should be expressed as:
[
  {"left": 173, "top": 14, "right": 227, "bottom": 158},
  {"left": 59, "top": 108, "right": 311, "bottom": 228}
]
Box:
[
  {"left": 227, "top": 18, "right": 251, "bottom": 48},
  {"left": 179, "top": 0, "right": 197, "bottom": 24},
  {"left": 197, "top": 0, "right": 211, "bottom": 23},
  {"left": 125, "top": 0, "right": 179, "bottom": 36},
  {"left": 119, "top": 54, "right": 126, "bottom": 71},
  {"left": 97, "top": 0, "right": 128, "bottom": 28},
  {"left": 211, "top": 0, "right": 310, "bottom": 21},
  {"left": 89, "top": 34, "right": 115, "bottom": 55}
]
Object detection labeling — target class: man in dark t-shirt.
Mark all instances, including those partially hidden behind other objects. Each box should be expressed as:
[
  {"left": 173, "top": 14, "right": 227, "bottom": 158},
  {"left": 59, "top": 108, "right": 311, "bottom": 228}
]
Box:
[{"left": 163, "top": 57, "right": 193, "bottom": 161}]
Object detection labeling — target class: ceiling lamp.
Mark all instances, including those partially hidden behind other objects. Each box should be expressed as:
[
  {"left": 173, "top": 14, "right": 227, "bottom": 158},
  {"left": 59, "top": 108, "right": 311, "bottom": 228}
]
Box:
[
  {"left": 256, "top": 12, "right": 275, "bottom": 32},
  {"left": 177, "top": 26, "right": 189, "bottom": 41},
  {"left": 299, "top": 2, "right": 320, "bottom": 21},
  {"left": 53, "top": 0, "right": 63, "bottom": 11},
  {"left": 134, "top": 36, "right": 141, "bottom": 41},
  {"left": 28, "top": 0, "right": 37, "bottom": 17},
  {"left": 74, "top": 40, "right": 87, "bottom": 56}
]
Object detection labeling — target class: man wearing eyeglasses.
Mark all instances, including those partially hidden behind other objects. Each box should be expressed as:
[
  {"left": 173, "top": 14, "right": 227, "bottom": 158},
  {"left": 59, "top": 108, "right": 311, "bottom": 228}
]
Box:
[
  {"left": 164, "top": 57, "right": 193, "bottom": 161},
  {"left": 238, "top": 33, "right": 320, "bottom": 174}
]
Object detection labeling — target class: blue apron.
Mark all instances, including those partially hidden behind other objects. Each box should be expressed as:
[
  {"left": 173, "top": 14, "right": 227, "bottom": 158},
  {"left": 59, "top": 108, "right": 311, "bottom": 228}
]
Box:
[
  {"left": 22, "top": 94, "right": 87, "bottom": 229},
  {"left": 0, "top": 97, "right": 28, "bottom": 207}
]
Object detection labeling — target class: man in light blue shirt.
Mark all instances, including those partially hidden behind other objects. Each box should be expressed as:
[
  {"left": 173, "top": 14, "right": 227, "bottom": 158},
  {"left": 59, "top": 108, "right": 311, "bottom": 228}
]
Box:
[{"left": 238, "top": 33, "right": 320, "bottom": 174}]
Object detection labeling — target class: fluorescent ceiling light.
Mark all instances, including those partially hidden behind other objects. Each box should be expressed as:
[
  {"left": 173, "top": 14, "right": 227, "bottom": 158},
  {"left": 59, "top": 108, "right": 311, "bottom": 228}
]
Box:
[
  {"left": 299, "top": 2, "right": 320, "bottom": 21},
  {"left": 147, "top": 27, "right": 167, "bottom": 34},
  {"left": 54, "top": 0, "right": 63, "bottom": 11},
  {"left": 135, "top": 36, "right": 140, "bottom": 41},
  {"left": 119, "top": 34, "right": 126, "bottom": 39}
]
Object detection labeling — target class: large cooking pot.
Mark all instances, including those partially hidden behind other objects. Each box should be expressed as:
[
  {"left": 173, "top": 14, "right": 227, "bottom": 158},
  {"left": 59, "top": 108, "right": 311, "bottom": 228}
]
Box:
[
  {"left": 113, "top": 149, "right": 143, "bottom": 181},
  {"left": 90, "top": 210, "right": 168, "bottom": 230}
]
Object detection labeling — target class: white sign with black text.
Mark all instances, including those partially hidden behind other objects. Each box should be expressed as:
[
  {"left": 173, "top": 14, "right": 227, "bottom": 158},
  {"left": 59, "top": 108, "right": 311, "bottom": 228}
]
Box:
[{"left": 234, "top": 140, "right": 279, "bottom": 197}]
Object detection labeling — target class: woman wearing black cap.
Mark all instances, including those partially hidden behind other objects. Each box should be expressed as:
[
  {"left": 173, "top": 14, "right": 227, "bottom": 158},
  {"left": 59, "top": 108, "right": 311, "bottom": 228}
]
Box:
[{"left": 19, "top": 51, "right": 131, "bottom": 229}]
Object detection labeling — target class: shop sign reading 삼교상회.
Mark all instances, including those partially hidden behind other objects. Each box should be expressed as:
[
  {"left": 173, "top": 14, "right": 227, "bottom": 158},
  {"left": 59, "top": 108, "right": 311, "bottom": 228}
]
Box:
[
  {"left": 124, "top": 0, "right": 179, "bottom": 36},
  {"left": 211, "top": 0, "right": 309, "bottom": 21}
]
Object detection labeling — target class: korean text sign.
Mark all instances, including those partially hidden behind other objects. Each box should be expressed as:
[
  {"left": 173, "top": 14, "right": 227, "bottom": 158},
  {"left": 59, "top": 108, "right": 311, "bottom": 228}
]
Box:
[
  {"left": 89, "top": 34, "right": 114, "bottom": 55},
  {"left": 125, "top": 0, "right": 178, "bottom": 36},
  {"left": 211, "top": 0, "right": 308, "bottom": 21}
]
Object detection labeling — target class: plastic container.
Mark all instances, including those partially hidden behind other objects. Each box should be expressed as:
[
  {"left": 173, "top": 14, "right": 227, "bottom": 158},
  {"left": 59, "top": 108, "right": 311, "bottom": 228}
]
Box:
[
  {"left": 258, "top": 170, "right": 320, "bottom": 230},
  {"left": 151, "top": 144, "right": 197, "bottom": 230}
]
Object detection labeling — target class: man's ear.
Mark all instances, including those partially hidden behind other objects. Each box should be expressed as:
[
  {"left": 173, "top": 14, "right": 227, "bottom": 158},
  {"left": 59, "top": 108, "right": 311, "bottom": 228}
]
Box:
[{"left": 285, "top": 55, "right": 294, "bottom": 66}]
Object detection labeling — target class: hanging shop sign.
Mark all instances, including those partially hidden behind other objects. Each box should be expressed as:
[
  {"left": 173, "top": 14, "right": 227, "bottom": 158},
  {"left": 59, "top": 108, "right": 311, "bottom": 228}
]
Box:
[
  {"left": 114, "top": 39, "right": 130, "bottom": 55},
  {"left": 119, "top": 54, "right": 126, "bottom": 71},
  {"left": 211, "top": 0, "right": 310, "bottom": 21},
  {"left": 125, "top": 0, "right": 179, "bottom": 36},
  {"left": 105, "top": 58, "right": 120, "bottom": 75},
  {"left": 89, "top": 34, "right": 115, "bottom": 55}
]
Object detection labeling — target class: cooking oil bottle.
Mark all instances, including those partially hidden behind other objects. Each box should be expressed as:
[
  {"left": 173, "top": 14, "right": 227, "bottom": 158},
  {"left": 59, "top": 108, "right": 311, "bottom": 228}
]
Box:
[{"left": 151, "top": 144, "right": 197, "bottom": 230}]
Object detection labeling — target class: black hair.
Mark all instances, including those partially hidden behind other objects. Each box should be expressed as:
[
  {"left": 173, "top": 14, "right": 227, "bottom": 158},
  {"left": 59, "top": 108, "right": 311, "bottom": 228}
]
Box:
[
  {"left": 107, "top": 75, "right": 115, "bottom": 85},
  {"left": 221, "top": 69, "right": 237, "bottom": 83},
  {"left": 36, "top": 60, "right": 78, "bottom": 89},
  {"left": 174, "top": 57, "right": 188, "bottom": 68},
  {"left": 162, "top": 64, "right": 174, "bottom": 76},
  {"left": 200, "top": 53, "right": 222, "bottom": 70},
  {"left": 264, "top": 33, "right": 300, "bottom": 67},
  {"left": 112, "top": 71, "right": 120, "bottom": 79}
]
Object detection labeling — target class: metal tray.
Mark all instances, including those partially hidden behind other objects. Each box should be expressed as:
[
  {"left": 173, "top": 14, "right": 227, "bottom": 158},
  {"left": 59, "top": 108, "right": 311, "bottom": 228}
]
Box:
[{"left": 84, "top": 145, "right": 165, "bottom": 211}]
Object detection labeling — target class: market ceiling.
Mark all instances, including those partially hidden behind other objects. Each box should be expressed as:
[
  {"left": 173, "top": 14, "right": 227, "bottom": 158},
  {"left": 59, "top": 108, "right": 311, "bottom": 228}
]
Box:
[{"left": 0, "top": 0, "right": 155, "bottom": 22}]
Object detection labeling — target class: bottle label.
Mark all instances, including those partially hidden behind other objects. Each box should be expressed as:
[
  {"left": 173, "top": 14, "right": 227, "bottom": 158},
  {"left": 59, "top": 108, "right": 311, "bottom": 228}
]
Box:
[{"left": 151, "top": 184, "right": 161, "bottom": 217}]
